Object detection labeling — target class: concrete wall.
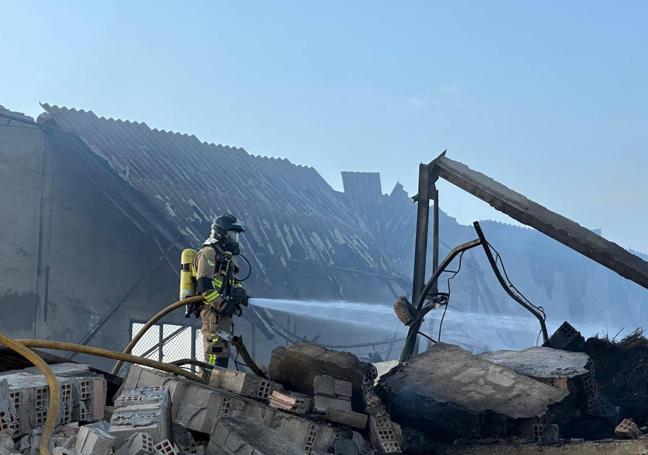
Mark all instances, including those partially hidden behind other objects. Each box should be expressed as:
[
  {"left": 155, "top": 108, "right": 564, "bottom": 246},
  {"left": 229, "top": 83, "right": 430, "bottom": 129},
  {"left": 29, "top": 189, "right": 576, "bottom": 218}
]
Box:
[{"left": 0, "top": 120, "right": 187, "bottom": 370}]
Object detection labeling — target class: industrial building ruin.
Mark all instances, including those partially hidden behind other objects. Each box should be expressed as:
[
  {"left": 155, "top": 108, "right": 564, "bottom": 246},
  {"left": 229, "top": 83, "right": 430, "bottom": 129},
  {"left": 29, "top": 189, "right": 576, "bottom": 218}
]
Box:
[{"left": 3, "top": 102, "right": 648, "bottom": 454}]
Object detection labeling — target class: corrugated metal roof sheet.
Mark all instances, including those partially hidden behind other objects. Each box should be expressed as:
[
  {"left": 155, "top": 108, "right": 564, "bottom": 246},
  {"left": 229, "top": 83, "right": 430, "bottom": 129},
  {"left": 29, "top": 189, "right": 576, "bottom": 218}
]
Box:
[{"left": 40, "top": 104, "right": 410, "bottom": 299}]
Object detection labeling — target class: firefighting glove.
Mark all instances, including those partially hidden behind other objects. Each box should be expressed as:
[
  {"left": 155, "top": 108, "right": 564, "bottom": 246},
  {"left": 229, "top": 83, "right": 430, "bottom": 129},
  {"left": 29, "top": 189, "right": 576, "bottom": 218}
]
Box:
[
  {"left": 202, "top": 290, "right": 222, "bottom": 309},
  {"left": 231, "top": 287, "right": 249, "bottom": 307}
]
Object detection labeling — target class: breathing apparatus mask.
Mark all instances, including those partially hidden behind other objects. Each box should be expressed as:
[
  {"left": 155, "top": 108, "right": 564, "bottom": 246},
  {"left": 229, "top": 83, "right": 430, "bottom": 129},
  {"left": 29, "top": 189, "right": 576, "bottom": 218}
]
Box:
[{"left": 221, "top": 230, "right": 241, "bottom": 256}]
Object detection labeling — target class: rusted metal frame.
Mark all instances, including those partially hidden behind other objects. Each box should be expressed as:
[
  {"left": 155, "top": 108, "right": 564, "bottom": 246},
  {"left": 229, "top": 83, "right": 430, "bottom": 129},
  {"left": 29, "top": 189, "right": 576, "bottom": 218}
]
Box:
[
  {"left": 412, "top": 163, "right": 431, "bottom": 307},
  {"left": 400, "top": 238, "right": 484, "bottom": 362},
  {"left": 432, "top": 185, "right": 440, "bottom": 295},
  {"left": 411, "top": 164, "right": 431, "bottom": 355},
  {"left": 430, "top": 153, "right": 648, "bottom": 290},
  {"left": 473, "top": 222, "right": 549, "bottom": 343}
]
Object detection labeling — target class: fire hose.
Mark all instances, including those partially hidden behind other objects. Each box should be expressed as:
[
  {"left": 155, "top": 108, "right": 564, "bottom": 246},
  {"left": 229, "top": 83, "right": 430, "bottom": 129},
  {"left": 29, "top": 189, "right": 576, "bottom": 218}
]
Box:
[
  {"left": 0, "top": 331, "right": 58, "bottom": 455},
  {"left": 111, "top": 295, "right": 267, "bottom": 378},
  {"left": 15, "top": 339, "right": 205, "bottom": 384},
  {"left": 111, "top": 295, "right": 204, "bottom": 375}
]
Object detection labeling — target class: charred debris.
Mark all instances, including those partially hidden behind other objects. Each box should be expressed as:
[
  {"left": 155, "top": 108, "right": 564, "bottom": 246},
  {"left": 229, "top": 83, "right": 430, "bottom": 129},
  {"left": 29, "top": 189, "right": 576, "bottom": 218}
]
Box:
[{"left": 5, "top": 325, "right": 648, "bottom": 454}]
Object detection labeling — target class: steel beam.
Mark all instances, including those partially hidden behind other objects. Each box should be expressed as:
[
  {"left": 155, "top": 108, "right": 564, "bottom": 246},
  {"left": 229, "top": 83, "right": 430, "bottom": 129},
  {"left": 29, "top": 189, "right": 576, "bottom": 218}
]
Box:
[{"left": 428, "top": 153, "right": 648, "bottom": 290}]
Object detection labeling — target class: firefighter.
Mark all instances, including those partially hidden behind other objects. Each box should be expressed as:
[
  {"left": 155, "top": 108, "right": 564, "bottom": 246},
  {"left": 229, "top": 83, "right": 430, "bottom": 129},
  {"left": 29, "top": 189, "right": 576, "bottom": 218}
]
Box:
[{"left": 193, "top": 214, "right": 249, "bottom": 368}]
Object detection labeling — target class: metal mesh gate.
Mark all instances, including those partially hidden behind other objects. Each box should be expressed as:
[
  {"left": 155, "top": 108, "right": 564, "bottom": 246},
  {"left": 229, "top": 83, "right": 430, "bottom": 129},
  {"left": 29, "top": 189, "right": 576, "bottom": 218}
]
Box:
[{"left": 130, "top": 321, "right": 204, "bottom": 369}]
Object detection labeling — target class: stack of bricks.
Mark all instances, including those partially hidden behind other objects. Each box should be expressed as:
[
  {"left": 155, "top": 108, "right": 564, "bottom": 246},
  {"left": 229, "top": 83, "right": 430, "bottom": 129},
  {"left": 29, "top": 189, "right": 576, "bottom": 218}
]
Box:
[
  {"left": 109, "top": 387, "right": 171, "bottom": 448},
  {"left": 313, "top": 374, "right": 353, "bottom": 413},
  {"left": 312, "top": 374, "right": 369, "bottom": 430},
  {"left": 0, "top": 363, "right": 106, "bottom": 438},
  {"left": 124, "top": 365, "right": 338, "bottom": 454}
]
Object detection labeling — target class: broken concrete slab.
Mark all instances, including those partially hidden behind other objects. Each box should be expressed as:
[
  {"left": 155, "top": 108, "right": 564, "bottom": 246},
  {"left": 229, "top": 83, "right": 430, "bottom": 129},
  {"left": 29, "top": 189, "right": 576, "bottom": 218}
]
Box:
[
  {"left": 377, "top": 343, "right": 571, "bottom": 441},
  {"left": 481, "top": 345, "right": 607, "bottom": 420},
  {"left": 207, "top": 416, "right": 305, "bottom": 455},
  {"left": 480, "top": 346, "right": 591, "bottom": 380}
]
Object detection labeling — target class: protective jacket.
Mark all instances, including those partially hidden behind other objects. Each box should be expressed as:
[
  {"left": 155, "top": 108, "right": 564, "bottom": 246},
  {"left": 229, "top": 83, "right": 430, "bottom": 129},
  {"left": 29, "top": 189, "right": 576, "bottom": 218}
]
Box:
[{"left": 192, "top": 243, "right": 246, "bottom": 367}]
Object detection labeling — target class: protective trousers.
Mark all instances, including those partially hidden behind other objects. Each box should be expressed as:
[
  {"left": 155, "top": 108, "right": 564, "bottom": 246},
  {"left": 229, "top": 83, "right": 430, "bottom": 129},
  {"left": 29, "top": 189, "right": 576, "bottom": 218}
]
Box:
[{"left": 200, "top": 304, "right": 232, "bottom": 368}]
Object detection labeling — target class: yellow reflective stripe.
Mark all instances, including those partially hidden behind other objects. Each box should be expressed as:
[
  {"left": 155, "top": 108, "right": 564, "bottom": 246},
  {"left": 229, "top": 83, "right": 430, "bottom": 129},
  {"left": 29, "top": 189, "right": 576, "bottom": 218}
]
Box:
[
  {"left": 207, "top": 354, "right": 217, "bottom": 365},
  {"left": 204, "top": 291, "right": 220, "bottom": 303}
]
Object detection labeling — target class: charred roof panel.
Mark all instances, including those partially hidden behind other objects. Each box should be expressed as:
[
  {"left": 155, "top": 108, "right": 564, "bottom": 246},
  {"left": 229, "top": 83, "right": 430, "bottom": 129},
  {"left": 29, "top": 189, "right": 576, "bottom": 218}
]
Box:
[{"left": 40, "top": 104, "right": 408, "bottom": 300}]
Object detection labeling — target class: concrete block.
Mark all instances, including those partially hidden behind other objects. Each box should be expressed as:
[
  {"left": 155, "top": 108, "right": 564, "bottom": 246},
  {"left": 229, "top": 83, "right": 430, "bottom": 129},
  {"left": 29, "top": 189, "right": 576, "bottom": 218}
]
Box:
[
  {"left": 545, "top": 322, "right": 585, "bottom": 352},
  {"left": 314, "top": 395, "right": 352, "bottom": 413},
  {"left": 114, "top": 432, "right": 155, "bottom": 455},
  {"left": 271, "top": 410, "right": 337, "bottom": 453},
  {"left": 269, "top": 390, "right": 312, "bottom": 415},
  {"left": 109, "top": 402, "right": 171, "bottom": 446},
  {"left": 314, "top": 374, "right": 336, "bottom": 397},
  {"left": 209, "top": 368, "right": 282, "bottom": 401},
  {"left": 115, "top": 387, "right": 168, "bottom": 408},
  {"left": 75, "top": 424, "right": 114, "bottom": 455},
  {"left": 52, "top": 448, "right": 75, "bottom": 455},
  {"left": 335, "top": 378, "right": 353, "bottom": 399},
  {"left": 325, "top": 407, "right": 368, "bottom": 429},
  {"left": 154, "top": 439, "right": 178, "bottom": 455},
  {"left": 369, "top": 415, "right": 402, "bottom": 454},
  {"left": 0, "top": 367, "right": 107, "bottom": 437},
  {"left": 615, "top": 418, "right": 641, "bottom": 439},
  {"left": 121, "top": 366, "right": 177, "bottom": 392},
  {"left": 172, "top": 383, "right": 229, "bottom": 434},
  {"left": 314, "top": 374, "right": 352, "bottom": 399},
  {"left": 207, "top": 416, "right": 306, "bottom": 455}
]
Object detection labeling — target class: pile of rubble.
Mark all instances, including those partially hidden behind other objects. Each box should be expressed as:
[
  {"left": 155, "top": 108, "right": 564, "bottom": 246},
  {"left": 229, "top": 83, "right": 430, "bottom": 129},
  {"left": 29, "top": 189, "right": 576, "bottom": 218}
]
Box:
[
  {"left": 3, "top": 324, "right": 648, "bottom": 454},
  {"left": 0, "top": 342, "right": 401, "bottom": 454}
]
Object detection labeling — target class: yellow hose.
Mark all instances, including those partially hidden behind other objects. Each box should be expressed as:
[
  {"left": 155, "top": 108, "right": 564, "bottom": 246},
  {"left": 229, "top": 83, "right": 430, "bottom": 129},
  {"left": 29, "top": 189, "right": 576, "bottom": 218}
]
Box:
[
  {"left": 16, "top": 339, "right": 205, "bottom": 384},
  {"left": 111, "top": 295, "right": 204, "bottom": 375},
  {"left": 0, "top": 332, "right": 58, "bottom": 455}
]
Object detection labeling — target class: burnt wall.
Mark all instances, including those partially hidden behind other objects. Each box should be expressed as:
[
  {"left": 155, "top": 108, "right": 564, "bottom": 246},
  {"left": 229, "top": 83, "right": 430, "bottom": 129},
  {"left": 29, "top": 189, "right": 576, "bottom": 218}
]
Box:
[{"left": 0, "top": 117, "right": 187, "bottom": 370}]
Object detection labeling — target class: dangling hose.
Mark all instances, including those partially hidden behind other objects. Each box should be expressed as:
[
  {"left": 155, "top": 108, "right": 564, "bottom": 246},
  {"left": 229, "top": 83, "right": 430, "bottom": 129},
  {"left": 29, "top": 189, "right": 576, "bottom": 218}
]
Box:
[
  {"left": 15, "top": 339, "right": 204, "bottom": 383},
  {"left": 111, "top": 295, "right": 204, "bottom": 376},
  {"left": 0, "top": 332, "right": 58, "bottom": 455},
  {"left": 113, "top": 294, "right": 267, "bottom": 378}
]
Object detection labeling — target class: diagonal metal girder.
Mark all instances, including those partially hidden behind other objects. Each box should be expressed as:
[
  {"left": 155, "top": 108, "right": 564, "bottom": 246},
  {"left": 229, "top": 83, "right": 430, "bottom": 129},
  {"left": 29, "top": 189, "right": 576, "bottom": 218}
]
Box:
[{"left": 427, "top": 152, "right": 648, "bottom": 290}]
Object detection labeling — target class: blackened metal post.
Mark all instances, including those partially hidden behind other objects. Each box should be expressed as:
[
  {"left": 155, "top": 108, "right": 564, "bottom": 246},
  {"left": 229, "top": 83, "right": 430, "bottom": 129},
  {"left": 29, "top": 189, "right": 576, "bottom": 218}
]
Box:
[
  {"left": 432, "top": 185, "right": 439, "bottom": 295},
  {"left": 411, "top": 164, "right": 431, "bottom": 355}
]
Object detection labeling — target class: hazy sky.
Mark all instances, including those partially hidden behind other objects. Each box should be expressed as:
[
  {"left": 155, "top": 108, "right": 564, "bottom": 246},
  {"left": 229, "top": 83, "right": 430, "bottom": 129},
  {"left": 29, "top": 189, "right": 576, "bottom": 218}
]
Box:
[{"left": 2, "top": 1, "right": 647, "bottom": 251}]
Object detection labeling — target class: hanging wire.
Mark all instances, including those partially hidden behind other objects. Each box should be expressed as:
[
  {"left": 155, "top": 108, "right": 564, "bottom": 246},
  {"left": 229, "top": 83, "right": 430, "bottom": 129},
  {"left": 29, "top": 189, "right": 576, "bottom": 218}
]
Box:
[
  {"left": 437, "top": 250, "right": 466, "bottom": 342},
  {"left": 417, "top": 331, "right": 437, "bottom": 344},
  {"left": 487, "top": 241, "right": 546, "bottom": 320}
]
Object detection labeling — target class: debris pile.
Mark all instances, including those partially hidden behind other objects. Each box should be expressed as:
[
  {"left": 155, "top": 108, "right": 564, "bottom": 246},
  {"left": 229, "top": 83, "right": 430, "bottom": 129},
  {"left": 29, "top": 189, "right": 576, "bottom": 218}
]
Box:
[{"left": 4, "top": 326, "right": 648, "bottom": 454}]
